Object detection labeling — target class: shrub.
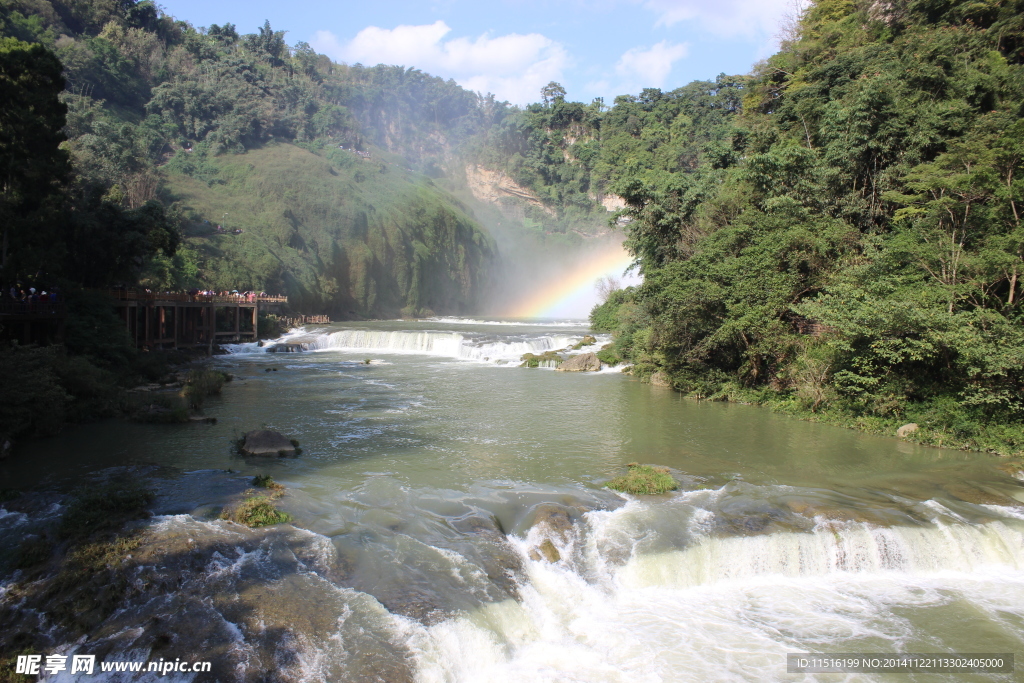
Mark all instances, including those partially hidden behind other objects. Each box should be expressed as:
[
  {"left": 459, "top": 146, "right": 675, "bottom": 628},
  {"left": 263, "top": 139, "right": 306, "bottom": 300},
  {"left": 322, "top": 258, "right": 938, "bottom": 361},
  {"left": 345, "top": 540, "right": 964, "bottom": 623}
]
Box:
[
  {"left": 596, "top": 347, "right": 621, "bottom": 366},
  {"left": 182, "top": 368, "right": 228, "bottom": 409},
  {"left": 252, "top": 474, "right": 284, "bottom": 490},
  {"left": 257, "top": 314, "right": 284, "bottom": 339},
  {"left": 606, "top": 463, "right": 678, "bottom": 495},
  {"left": 589, "top": 288, "right": 633, "bottom": 332},
  {"left": 0, "top": 344, "right": 70, "bottom": 439}
]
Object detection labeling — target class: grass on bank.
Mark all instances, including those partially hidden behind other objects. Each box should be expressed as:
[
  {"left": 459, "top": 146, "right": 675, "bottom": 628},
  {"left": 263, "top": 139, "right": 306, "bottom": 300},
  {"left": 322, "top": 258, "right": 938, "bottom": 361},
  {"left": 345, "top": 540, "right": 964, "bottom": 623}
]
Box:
[{"left": 606, "top": 463, "right": 679, "bottom": 495}]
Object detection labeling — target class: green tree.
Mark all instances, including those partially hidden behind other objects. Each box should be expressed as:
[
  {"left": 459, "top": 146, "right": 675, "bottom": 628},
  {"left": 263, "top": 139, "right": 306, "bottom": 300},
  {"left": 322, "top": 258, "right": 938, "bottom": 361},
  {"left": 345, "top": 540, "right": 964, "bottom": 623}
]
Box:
[
  {"left": 0, "top": 37, "right": 69, "bottom": 275},
  {"left": 540, "top": 81, "right": 566, "bottom": 107}
]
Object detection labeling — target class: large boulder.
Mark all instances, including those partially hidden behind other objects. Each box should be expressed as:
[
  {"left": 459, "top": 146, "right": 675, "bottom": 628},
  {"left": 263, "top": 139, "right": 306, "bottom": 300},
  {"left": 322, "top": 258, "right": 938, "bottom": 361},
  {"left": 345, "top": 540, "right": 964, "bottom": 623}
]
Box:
[
  {"left": 241, "top": 430, "right": 297, "bottom": 456},
  {"left": 526, "top": 503, "right": 576, "bottom": 543},
  {"left": 896, "top": 423, "right": 919, "bottom": 438},
  {"left": 556, "top": 352, "right": 601, "bottom": 372}
]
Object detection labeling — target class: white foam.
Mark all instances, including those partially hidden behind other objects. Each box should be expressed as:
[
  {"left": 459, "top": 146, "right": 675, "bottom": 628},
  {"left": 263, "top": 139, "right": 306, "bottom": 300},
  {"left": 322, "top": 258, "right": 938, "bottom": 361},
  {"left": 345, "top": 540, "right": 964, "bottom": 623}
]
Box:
[
  {"left": 304, "top": 329, "right": 582, "bottom": 364},
  {"left": 406, "top": 502, "right": 1024, "bottom": 682}
]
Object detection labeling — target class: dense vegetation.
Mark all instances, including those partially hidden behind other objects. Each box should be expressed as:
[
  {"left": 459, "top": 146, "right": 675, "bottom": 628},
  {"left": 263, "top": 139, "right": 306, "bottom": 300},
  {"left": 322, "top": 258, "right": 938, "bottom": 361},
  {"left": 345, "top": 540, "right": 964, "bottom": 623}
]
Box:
[
  {"left": 2, "top": 0, "right": 1022, "bottom": 454},
  {"left": 0, "top": 0, "right": 501, "bottom": 445},
  {"left": 586, "top": 0, "right": 1024, "bottom": 454},
  {"left": 0, "top": 0, "right": 499, "bottom": 317}
]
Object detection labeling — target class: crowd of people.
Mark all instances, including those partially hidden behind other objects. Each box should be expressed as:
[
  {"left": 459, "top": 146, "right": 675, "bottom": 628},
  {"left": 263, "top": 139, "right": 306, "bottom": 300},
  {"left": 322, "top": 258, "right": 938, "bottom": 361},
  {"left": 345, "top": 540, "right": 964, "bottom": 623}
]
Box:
[
  {"left": 3, "top": 283, "right": 286, "bottom": 311},
  {"left": 125, "top": 288, "right": 281, "bottom": 302},
  {"left": 2, "top": 283, "right": 62, "bottom": 310},
  {"left": 186, "top": 289, "right": 271, "bottom": 302}
]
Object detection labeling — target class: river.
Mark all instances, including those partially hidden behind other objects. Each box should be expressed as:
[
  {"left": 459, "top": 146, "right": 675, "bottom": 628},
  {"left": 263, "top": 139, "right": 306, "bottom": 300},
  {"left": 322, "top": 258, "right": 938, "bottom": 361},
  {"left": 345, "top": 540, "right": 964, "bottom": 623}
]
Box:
[{"left": 2, "top": 317, "right": 1023, "bottom": 682}]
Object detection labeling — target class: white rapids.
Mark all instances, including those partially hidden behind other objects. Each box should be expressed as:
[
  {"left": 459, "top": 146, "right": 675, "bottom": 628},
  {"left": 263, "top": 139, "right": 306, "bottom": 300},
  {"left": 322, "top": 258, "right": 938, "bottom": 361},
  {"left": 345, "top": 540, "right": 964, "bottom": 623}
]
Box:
[{"left": 403, "top": 498, "right": 1024, "bottom": 683}]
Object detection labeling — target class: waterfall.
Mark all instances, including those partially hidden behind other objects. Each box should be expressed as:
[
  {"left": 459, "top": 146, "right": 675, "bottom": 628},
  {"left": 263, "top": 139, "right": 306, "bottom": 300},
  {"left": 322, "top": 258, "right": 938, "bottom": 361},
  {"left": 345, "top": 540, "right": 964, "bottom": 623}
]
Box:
[
  {"left": 302, "top": 329, "right": 579, "bottom": 363},
  {"left": 404, "top": 503, "right": 1024, "bottom": 683}
]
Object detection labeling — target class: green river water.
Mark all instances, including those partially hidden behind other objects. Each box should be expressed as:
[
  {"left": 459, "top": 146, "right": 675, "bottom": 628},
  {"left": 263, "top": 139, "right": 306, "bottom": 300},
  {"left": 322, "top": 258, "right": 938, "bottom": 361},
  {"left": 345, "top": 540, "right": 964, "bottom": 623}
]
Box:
[{"left": 2, "top": 318, "right": 1022, "bottom": 682}]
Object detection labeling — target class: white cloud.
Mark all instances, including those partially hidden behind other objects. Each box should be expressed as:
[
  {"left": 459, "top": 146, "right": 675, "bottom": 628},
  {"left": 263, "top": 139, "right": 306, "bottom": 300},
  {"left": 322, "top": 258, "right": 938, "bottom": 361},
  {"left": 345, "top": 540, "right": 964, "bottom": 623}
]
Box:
[
  {"left": 615, "top": 40, "right": 689, "bottom": 88},
  {"left": 311, "top": 21, "right": 569, "bottom": 106},
  {"left": 640, "top": 0, "right": 801, "bottom": 38}
]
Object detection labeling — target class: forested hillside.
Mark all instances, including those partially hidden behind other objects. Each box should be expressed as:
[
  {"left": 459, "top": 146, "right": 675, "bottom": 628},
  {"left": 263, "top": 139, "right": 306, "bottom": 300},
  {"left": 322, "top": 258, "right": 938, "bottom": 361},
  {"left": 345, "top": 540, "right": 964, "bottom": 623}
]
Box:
[
  {"left": 3, "top": 0, "right": 1023, "bottom": 452},
  {"left": 1, "top": 0, "right": 502, "bottom": 317},
  {"left": 586, "top": 0, "right": 1024, "bottom": 454}
]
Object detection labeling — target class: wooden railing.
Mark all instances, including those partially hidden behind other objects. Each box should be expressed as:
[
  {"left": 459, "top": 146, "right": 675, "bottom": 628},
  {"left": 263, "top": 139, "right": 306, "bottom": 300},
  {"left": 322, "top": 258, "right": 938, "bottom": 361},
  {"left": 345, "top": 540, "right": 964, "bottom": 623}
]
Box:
[
  {"left": 105, "top": 290, "right": 288, "bottom": 304},
  {"left": 274, "top": 314, "right": 331, "bottom": 328},
  {"left": 0, "top": 301, "right": 66, "bottom": 316}
]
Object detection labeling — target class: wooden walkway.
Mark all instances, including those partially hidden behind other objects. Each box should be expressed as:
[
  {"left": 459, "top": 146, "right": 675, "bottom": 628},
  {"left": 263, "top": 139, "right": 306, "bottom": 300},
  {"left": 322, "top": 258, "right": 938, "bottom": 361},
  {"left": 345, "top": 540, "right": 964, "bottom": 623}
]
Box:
[
  {"left": 0, "top": 301, "right": 66, "bottom": 345},
  {"left": 107, "top": 291, "right": 289, "bottom": 353}
]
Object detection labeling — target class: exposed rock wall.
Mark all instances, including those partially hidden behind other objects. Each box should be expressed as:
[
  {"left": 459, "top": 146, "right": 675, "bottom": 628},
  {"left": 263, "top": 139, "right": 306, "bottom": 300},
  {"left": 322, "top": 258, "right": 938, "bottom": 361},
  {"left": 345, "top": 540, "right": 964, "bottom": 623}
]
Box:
[{"left": 464, "top": 165, "right": 555, "bottom": 216}]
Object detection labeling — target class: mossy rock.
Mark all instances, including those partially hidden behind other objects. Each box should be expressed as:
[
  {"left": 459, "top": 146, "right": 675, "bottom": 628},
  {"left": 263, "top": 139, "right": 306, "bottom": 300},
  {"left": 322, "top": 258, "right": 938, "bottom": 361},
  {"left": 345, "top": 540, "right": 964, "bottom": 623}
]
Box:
[
  {"left": 240, "top": 429, "right": 298, "bottom": 456},
  {"left": 223, "top": 496, "right": 290, "bottom": 527},
  {"left": 606, "top": 463, "right": 678, "bottom": 495},
  {"left": 520, "top": 351, "right": 564, "bottom": 368},
  {"left": 572, "top": 335, "right": 597, "bottom": 350},
  {"left": 528, "top": 539, "right": 561, "bottom": 563}
]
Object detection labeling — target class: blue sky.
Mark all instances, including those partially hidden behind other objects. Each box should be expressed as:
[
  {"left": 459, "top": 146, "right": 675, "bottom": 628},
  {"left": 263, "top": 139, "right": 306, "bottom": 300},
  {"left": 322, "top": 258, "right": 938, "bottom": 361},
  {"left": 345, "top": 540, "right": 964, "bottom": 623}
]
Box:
[{"left": 160, "top": 0, "right": 799, "bottom": 106}]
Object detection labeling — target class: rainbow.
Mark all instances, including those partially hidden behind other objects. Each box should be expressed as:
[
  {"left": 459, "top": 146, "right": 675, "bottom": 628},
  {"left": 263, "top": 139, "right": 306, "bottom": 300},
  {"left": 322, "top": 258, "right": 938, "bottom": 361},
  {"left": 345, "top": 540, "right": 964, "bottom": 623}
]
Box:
[{"left": 505, "top": 245, "right": 637, "bottom": 319}]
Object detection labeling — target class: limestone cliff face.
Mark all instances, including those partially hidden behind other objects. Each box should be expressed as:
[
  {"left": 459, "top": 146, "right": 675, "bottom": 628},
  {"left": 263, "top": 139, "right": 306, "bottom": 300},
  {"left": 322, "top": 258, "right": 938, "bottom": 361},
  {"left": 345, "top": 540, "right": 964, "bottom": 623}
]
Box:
[
  {"left": 598, "top": 194, "right": 626, "bottom": 212},
  {"left": 464, "top": 165, "right": 554, "bottom": 216}
]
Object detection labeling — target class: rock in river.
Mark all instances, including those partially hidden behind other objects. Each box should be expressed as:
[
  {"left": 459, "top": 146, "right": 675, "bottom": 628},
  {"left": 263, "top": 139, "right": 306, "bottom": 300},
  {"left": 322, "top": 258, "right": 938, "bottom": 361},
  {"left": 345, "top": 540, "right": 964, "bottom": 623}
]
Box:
[
  {"left": 266, "top": 343, "right": 304, "bottom": 353},
  {"left": 242, "top": 430, "right": 297, "bottom": 456},
  {"left": 556, "top": 352, "right": 601, "bottom": 372}
]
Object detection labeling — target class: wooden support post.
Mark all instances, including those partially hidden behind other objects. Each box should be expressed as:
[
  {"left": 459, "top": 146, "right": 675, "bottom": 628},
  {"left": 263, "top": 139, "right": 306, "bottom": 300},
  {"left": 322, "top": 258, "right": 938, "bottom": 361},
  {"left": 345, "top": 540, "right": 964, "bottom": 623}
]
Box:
[
  {"left": 234, "top": 304, "right": 240, "bottom": 340},
  {"left": 253, "top": 302, "right": 258, "bottom": 340},
  {"left": 207, "top": 304, "right": 214, "bottom": 356}
]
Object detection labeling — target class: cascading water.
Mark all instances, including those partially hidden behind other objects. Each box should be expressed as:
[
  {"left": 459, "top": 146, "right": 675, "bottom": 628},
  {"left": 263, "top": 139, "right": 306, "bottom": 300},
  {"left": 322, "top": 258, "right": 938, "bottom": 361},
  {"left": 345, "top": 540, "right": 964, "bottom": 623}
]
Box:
[
  {"left": 305, "top": 329, "right": 579, "bottom": 363},
  {"left": 229, "top": 318, "right": 605, "bottom": 365},
  {"left": 404, "top": 496, "right": 1024, "bottom": 683},
  {"left": 4, "top": 317, "right": 1023, "bottom": 683}
]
